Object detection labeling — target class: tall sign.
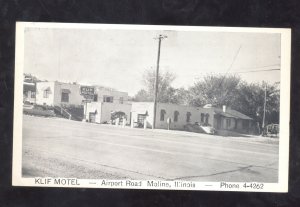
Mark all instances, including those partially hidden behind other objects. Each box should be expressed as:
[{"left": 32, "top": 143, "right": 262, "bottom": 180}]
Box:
[
  {"left": 80, "top": 86, "right": 94, "bottom": 100},
  {"left": 80, "top": 86, "right": 95, "bottom": 120}
]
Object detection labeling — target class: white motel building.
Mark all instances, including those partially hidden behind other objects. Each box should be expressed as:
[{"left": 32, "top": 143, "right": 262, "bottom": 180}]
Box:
[{"left": 29, "top": 80, "right": 254, "bottom": 135}]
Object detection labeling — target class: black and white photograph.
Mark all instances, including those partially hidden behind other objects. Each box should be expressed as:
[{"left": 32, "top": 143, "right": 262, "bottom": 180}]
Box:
[{"left": 13, "top": 22, "right": 291, "bottom": 192}]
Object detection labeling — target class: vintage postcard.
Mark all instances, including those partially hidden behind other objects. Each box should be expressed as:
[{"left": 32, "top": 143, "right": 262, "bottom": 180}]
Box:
[{"left": 13, "top": 22, "right": 291, "bottom": 192}]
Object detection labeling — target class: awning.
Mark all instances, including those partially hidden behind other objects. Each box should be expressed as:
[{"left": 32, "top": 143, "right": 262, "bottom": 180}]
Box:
[
  {"left": 23, "top": 82, "right": 35, "bottom": 86},
  {"left": 133, "top": 110, "right": 148, "bottom": 116},
  {"left": 42, "top": 86, "right": 51, "bottom": 91},
  {"left": 61, "top": 89, "right": 71, "bottom": 93},
  {"left": 23, "top": 83, "right": 35, "bottom": 91}
]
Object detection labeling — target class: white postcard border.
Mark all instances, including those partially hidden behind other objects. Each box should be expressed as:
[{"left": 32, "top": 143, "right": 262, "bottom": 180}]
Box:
[{"left": 12, "top": 22, "right": 291, "bottom": 192}]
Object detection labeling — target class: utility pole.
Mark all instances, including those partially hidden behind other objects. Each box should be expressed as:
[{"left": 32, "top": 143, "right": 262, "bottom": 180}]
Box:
[
  {"left": 262, "top": 84, "right": 267, "bottom": 129},
  {"left": 153, "top": 34, "right": 167, "bottom": 129}
]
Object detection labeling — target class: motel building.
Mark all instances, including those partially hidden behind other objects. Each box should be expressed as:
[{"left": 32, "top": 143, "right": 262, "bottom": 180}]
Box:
[
  {"left": 34, "top": 81, "right": 130, "bottom": 122},
  {"left": 130, "top": 102, "right": 254, "bottom": 135},
  {"left": 130, "top": 102, "right": 215, "bottom": 130},
  {"left": 32, "top": 80, "right": 254, "bottom": 135},
  {"left": 84, "top": 88, "right": 131, "bottom": 125}
]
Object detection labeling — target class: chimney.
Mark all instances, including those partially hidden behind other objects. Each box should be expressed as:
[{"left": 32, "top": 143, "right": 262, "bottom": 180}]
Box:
[{"left": 223, "top": 105, "right": 226, "bottom": 113}]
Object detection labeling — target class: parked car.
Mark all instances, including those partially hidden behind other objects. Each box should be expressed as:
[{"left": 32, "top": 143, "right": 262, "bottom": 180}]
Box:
[
  {"left": 262, "top": 124, "right": 279, "bottom": 138},
  {"left": 184, "top": 122, "right": 216, "bottom": 135}
]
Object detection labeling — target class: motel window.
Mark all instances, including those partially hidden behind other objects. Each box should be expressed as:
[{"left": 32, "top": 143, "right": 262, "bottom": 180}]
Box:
[
  {"left": 160, "top": 109, "right": 166, "bottom": 121},
  {"left": 174, "top": 111, "right": 179, "bottom": 122},
  {"left": 31, "top": 91, "right": 36, "bottom": 98},
  {"left": 43, "top": 90, "right": 50, "bottom": 98},
  {"left": 61, "top": 92, "right": 69, "bottom": 102},
  {"left": 119, "top": 97, "right": 124, "bottom": 104},
  {"left": 201, "top": 113, "right": 205, "bottom": 123},
  {"left": 186, "top": 112, "right": 191, "bottom": 122},
  {"left": 103, "top": 96, "right": 113, "bottom": 103},
  {"left": 205, "top": 113, "right": 209, "bottom": 125}
]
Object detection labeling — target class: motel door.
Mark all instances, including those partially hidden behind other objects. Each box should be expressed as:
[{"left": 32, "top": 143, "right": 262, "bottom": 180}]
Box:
[
  {"left": 137, "top": 114, "right": 146, "bottom": 126},
  {"left": 89, "top": 112, "right": 96, "bottom": 123}
]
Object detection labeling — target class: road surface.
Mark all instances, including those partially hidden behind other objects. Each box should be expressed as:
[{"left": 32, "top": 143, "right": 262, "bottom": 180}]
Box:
[{"left": 22, "top": 115, "right": 279, "bottom": 182}]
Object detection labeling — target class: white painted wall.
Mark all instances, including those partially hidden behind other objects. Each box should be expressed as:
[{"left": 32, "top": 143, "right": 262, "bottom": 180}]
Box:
[
  {"left": 86, "top": 102, "right": 131, "bottom": 124},
  {"left": 100, "top": 102, "right": 132, "bottom": 124},
  {"left": 36, "top": 81, "right": 85, "bottom": 107},
  {"left": 95, "top": 88, "right": 129, "bottom": 104},
  {"left": 130, "top": 102, "right": 214, "bottom": 130},
  {"left": 36, "top": 82, "right": 55, "bottom": 106},
  {"left": 155, "top": 103, "right": 214, "bottom": 130},
  {"left": 85, "top": 102, "right": 102, "bottom": 123},
  {"left": 54, "top": 82, "right": 84, "bottom": 106},
  {"left": 131, "top": 102, "right": 154, "bottom": 128}
]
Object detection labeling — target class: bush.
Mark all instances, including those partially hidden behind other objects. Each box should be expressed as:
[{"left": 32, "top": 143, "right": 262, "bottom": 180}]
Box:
[{"left": 23, "top": 108, "right": 55, "bottom": 117}]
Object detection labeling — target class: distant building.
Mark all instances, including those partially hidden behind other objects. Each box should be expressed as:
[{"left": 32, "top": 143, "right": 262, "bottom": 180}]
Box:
[
  {"left": 23, "top": 74, "right": 37, "bottom": 104},
  {"left": 23, "top": 82, "right": 36, "bottom": 104}
]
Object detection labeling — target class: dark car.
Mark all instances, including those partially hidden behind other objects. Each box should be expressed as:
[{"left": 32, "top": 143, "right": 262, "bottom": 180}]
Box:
[{"left": 262, "top": 124, "right": 279, "bottom": 138}]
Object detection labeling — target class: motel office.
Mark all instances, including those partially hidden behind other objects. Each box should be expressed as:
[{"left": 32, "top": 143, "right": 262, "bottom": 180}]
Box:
[
  {"left": 34, "top": 81, "right": 129, "bottom": 107},
  {"left": 32, "top": 81, "right": 130, "bottom": 122}
]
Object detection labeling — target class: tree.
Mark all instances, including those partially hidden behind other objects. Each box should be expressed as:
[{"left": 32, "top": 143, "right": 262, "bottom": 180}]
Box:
[
  {"left": 188, "top": 75, "right": 241, "bottom": 107},
  {"left": 142, "top": 69, "right": 176, "bottom": 100},
  {"left": 134, "top": 69, "right": 187, "bottom": 104},
  {"left": 133, "top": 89, "right": 151, "bottom": 102},
  {"left": 233, "top": 81, "right": 280, "bottom": 125},
  {"left": 189, "top": 74, "right": 280, "bottom": 127}
]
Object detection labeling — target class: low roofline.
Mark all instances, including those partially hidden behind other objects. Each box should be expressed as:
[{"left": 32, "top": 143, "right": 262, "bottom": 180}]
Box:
[{"left": 213, "top": 109, "right": 253, "bottom": 120}]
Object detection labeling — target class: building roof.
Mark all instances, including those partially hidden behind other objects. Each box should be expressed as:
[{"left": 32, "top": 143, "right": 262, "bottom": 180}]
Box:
[{"left": 213, "top": 108, "right": 252, "bottom": 120}]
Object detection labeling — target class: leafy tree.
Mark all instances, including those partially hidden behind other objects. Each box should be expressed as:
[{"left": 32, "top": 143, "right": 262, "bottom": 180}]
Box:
[
  {"left": 134, "top": 69, "right": 187, "bottom": 104},
  {"left": 189, "top": 74, "right": 280, "bottom": 127},
  {"left": 142, "top": 69, "right": 176, "bottom": 101},
  {"left": 133, "top": 89, "right": 151, "bottom": 102},
  {"left": 188, "top": 75, "right": 241, "bottom": 107},
  {"left": 233, "top": 81, "right": 280, "bottom": 125}
]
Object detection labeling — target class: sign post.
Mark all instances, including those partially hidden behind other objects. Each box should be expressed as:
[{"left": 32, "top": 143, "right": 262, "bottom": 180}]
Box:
[{"left": 80, "top": 86, "right": 95, "bottom": 121}]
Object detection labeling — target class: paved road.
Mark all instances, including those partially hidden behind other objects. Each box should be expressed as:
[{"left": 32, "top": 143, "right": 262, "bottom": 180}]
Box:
[{"left": 22, "top": 115, "right": 279, "bottom": 182}]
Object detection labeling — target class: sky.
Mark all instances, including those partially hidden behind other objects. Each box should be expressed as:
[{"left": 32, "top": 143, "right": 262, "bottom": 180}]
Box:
[{"left": 24, "top": 27, "right": 281, "bottom": 96}]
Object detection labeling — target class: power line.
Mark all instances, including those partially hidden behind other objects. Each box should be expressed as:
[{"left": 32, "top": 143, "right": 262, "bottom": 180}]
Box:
[
  {"left": 194, "top": 68, "right": 280, "bottom": 78},
  {"left": 231, "top": 64, "right": 280, "bottom": 71},
  {"left": 224, "top": 45, "right": 242, "bottom": 75},
  {"left": 229, "top": 68, "right": 280, "bottom": 74},
  {"left": 218, "top": 45, "right": 242, "bottom": 88}
]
